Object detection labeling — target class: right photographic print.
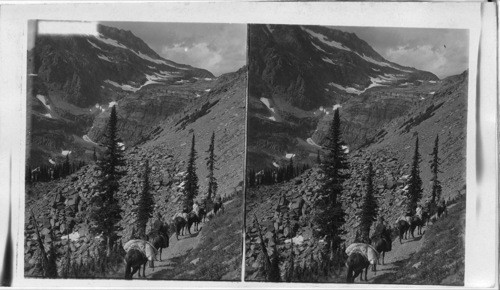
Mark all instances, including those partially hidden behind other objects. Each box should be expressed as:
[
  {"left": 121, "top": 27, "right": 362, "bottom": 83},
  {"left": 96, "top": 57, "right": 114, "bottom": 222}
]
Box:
[{"left": 245, "top": 24, "right": 468, "bottom": 285}]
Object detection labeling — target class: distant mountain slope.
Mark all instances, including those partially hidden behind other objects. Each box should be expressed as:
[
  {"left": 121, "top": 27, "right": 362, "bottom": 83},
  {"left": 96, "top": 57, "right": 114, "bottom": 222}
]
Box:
[
  {"left": 28, "top": 24, "right": 215, "bottom": 167},
  {"left": 247, "top": 24, "right": 442, "bottom": 170}
]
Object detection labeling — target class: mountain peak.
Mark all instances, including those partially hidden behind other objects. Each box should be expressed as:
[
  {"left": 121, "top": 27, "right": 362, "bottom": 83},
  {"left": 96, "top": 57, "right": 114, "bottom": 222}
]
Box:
[{"left": 97, "top": 24, "right": 163, "bottom": 60}]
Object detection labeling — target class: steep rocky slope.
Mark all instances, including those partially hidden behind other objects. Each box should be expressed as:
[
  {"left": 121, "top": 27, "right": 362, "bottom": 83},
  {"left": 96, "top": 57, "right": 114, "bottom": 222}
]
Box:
[
  {"left": 245, "top": 71, "right": 467, "bottom": 282},
  {"left": 24, "top": 67, "right": 246, "bottom": 279}
]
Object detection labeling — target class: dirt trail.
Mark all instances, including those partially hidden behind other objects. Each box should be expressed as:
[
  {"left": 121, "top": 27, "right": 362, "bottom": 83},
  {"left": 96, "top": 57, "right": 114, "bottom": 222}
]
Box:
[
  {"left": 352, "top": 204, "right": 457, "bottom": 284},
  {"left": 111, "top": 221, "right": 204, "bottom": 280},
  {"left": 146, "top": 224, "right": 203, "bottom": 279}
]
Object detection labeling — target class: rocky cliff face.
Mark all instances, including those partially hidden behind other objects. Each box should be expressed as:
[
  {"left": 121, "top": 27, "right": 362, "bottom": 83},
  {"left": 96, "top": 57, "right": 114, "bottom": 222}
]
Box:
[
  {"left": 247, "top": 24, "right": 441, "bottom": 170},
  {"left": 25, "top": 67, "right": 246, "bottom": 278},
  {"left": 28, "top": 24, "right": 214, "bottom": 168},
  {"left": 245, "top": 70, "right": 467, "bottom": 281}
]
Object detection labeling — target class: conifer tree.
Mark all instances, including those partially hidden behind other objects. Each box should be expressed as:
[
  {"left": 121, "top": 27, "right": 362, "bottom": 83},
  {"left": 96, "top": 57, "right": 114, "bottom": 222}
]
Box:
[
  {"left": 248, "top": 169, "right": 255, "bottom": 187},
  {"left": 429, "top": 135, "right": 442, "bottom": 206},
  {"left": 359, "top": 162, "right": 378, "bottom": 241},
  {"left": 317, "top": 150, "right": 321, "bottom": 164},
  {"left": 63, "top": 154, "right": 70, "bottom": 176},
  {"left": 287, "top": 157, "right": 294, "bottom": 180},
  {"left": 89, "top": 106, "right": 125, "bottom": 256},
  {"left": 184, "top": 134, "right": 199, "bottom": 210},
  {"left": 93, "top": 147, "right": 97, "bottom": 162},
  {"left": 406, "top": 135, "right": 423, "bottom": 215},
  {"left": 205, "top": 132, "right": 217, "bottom": 202},
  {"left": 135, "top": 159, "right": 154, "bottom": 238},
  {"left": 312, "top": 109, "right": 349, "bottom": 253}
]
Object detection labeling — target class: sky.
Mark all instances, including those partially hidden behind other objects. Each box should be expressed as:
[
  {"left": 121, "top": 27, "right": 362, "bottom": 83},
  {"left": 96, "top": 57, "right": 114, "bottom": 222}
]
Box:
[
  {"left": 336, "top": 26, "right": 469, "bottom": 79},
  {"left": 103, "top": 22, "right": 247, "bottom": 77}
]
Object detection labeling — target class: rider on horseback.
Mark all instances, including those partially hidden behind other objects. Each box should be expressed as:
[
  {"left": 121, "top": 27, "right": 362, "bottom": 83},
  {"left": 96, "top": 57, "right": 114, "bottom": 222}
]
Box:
[
  {"left": 152, "top": 212, "right": 163, "bottom": 234},
  {"left": 373, "top": 216, "right": 387, "bottom": 238},
  {"left": 416, "top": 205, "right": 423, "bottom": 219},
  {"left": 193, "top": 201, "right": 200, "bottom": 218}
]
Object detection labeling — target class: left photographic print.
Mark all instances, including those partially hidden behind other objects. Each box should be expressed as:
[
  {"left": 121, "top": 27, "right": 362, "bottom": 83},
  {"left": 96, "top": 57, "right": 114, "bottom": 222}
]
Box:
[{"left": 24, "top": 21, "right": 246, "bottom": 281}]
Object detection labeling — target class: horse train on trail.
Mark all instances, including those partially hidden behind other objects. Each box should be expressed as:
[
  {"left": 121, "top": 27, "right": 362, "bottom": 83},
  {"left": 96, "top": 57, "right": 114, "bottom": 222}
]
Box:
[
  {"left": 346, "top": 201, "right": 448, "bottom": 283},
  {"left": 123, "top": 199, "right": 225, "bottom": 279}
]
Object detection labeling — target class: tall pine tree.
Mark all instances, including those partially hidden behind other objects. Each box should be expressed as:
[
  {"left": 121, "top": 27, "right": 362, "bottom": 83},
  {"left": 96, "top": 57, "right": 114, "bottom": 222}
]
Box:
[
  {"left": 135, "top": 159, "right": 154, "bottom": 238},
  {"left": 359, "top": 162, "right": 378, "bottom": 242},
  {"left": 63, "top": 154, "right": 70, "bottom": 176},
  {"left": 206, "top": 131, "right": 218, "bottom": 202},
  {"left": 429, "top": 134, "right": 442, "bottom": 206},
  {"left": 406, "top": 135, "right": 423, "bottom": 215},
  {"left": 89, "top": 106, "right": 125, "bottom": 256},
  {"left": 184, "top": 134, "right": 199, "bottom": 211},
  {"left": 312, "top": 109, "right": 349, "bottom": 253}
]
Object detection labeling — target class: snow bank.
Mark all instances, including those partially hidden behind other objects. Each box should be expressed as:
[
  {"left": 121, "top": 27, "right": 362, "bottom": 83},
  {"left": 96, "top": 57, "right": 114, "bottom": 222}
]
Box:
[
  {"left": 322, "top": 57, "right": 336, "bottom": 65},
  {"left": 61, "top": 231, "right": 80, "bottom": 242},
  {"left": 36, "top": 95, "right": 51, "bottom": 111},
  {"left": 306, "top": 138, "right": 322, "bottom": 148},
  {"left": 260, "top": 98, "right": 275, "bottom": 113},
  {"left": 333, "top": 104, "right": 342, "bottom": 111},
  {"left": 311, "top": 42, "right": 327, "bottom": 54},
  {"left": 285, "top": 153, "right": 295, "bottom": 159},
  {"left": 205, "top": 89, "right": 211, "bottom": 92},
  {"left": 109, "top": 101, "right": 118, "bottom": 107},
  {"left": 429, "top": 91, "right": 435, "bottom": 95},
  {"left": 95, "top": 34, "right": 128, "bottom": 50},
  {"left": 104, "top": 80, "right": 139, "bottom": 92},
  {"left": 49, "top": 158, "right": 56, "bottom": 165},
  {"left": 268, "top": 116, "right": 277, "bottom": 122},
  {"left": 83, "top": 135, "right": 98, "bottom": 145},
  {"left": 87, "top": 40, "right": 102, "bottom": 50},
  {"left": 272, "top": 162, "right": 280, "bottom": 168},
  {"left": 303, "top": 28, "right": 351, "bottom": 52},
  {"left": 97, "top": 54, "right": 113, "bottom": 62},
  {"left": 61, "top": 150, "right": 72, "bottom": 156},
  {"left": 285, "top": 235, "right": 304, "bottom": 245},
  {"left": 43, "top": 113, "right": 53, "bottom": 119},
  {"left": 329, "top": 83, "right": 364, "bottom": 95}
]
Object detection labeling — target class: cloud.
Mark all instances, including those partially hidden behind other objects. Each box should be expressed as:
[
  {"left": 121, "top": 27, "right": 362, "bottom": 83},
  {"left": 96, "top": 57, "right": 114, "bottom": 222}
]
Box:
[
  {"left": 161, "top": 42, "right": 223, "bottom": 74},
  {"left": 102, "top": 22, "right": 247, "bottom": 76},
  {"left": 336, "top": 27, "right": 469, "bottom": 79}
]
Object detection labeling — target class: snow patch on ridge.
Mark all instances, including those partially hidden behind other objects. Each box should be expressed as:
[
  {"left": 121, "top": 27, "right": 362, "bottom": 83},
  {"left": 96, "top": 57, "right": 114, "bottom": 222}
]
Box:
[
  {"left": 260, "top": 98, "right": 275, "bottom": 113},
  {"left": 307, "top": 138, "right": 322, "bottom": 148},
  {"left": 285, "top": 153, "right": 296, "bottom": 159},
  {"left": 36, "top": 95, "right": 52, "bottom": 111},
  {"left": 303, "top": 28, "right": 351, "bottom": 52},
  {"left": 97, "top": 54, "right": 113, "bottom": 62},
  {"left": 83, "top": 135, "right": 98, "bottom": 145}
]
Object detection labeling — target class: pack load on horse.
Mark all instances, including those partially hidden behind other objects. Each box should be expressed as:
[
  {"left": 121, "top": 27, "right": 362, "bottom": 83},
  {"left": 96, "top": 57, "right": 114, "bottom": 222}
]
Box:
[
  {"left": 346, "top": 243, "right": 379, "bottom": 274},
  {"left": 124, "top": 248, "right": 148, "bottom": 279},
  {"left": 371, "top": 216, "right": 392, "bottom": 265},
  {"left": 346, "top": 252, "right": 371, "bottom": 283},
  {"left": 123, "top": 239, "right": 158, "bottom": 279},
  {"left": 148, "top": 213, "right": 169, "bottom": 261}
]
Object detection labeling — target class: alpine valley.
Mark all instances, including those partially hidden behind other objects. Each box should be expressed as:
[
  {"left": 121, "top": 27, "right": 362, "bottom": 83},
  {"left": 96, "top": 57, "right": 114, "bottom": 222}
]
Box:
[
  {"left": 25, "top": 24, "right": 245, "bottom": 280},
  {"left": 246, "top": 24, "right": 466, "bottom": 284}
]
